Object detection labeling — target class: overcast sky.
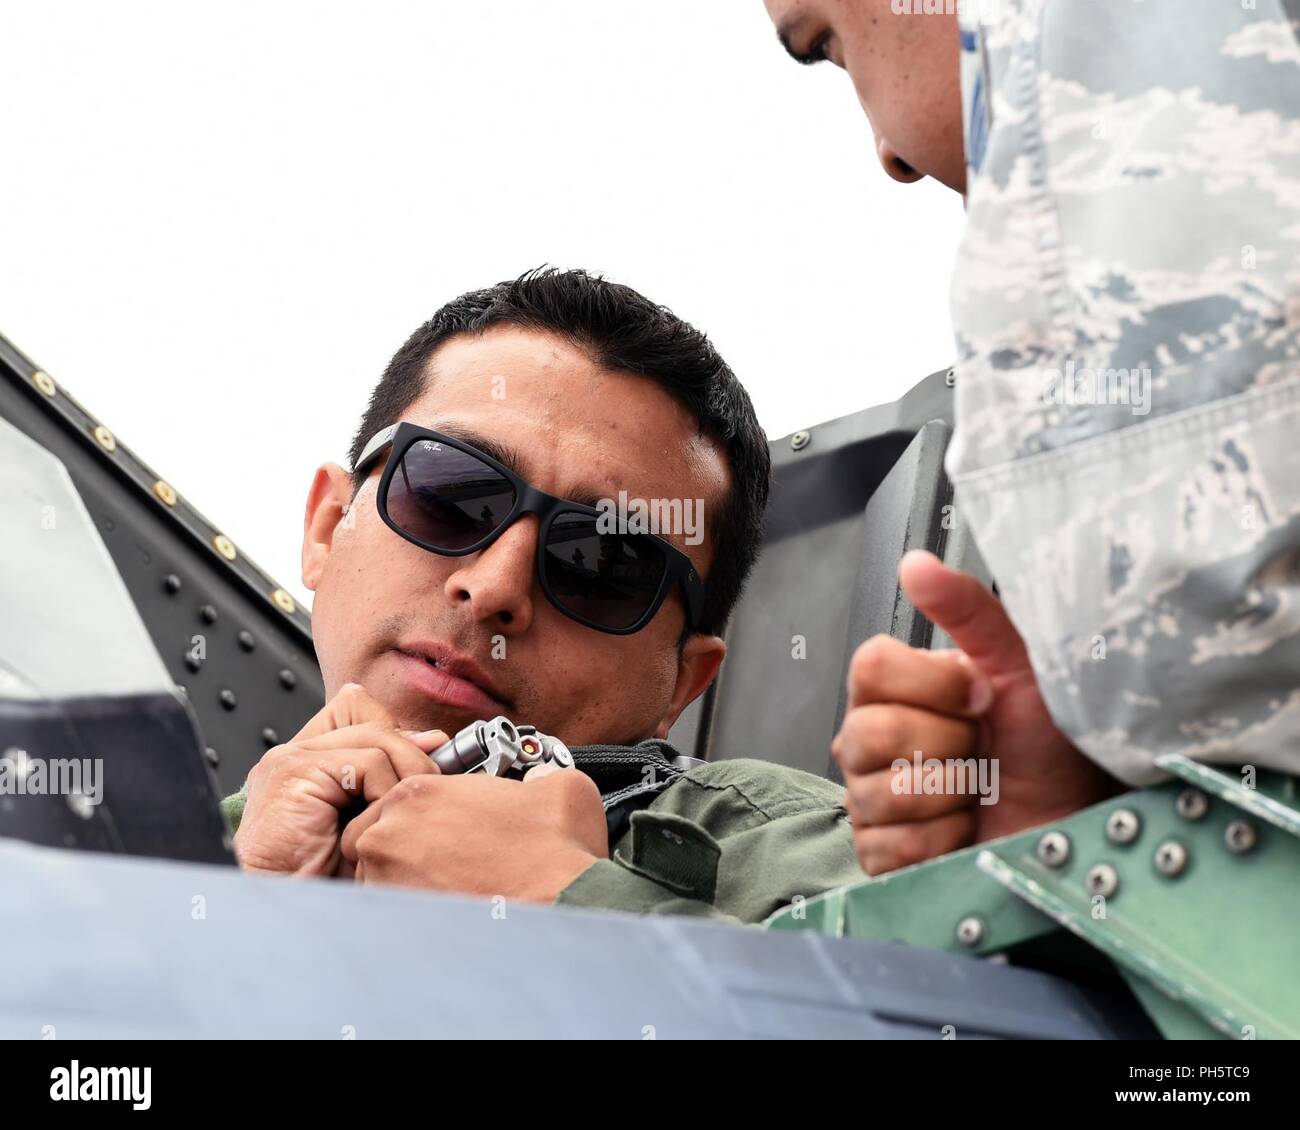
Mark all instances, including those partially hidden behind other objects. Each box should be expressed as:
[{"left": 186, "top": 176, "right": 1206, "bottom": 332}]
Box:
[{"left": 1, "top": 1, "right": 965, "bottom": 608}]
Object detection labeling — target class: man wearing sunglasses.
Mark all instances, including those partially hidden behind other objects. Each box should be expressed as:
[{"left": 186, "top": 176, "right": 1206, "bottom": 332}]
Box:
[{"left": 225, "top": 267, "right": 864, "bottom": 922}]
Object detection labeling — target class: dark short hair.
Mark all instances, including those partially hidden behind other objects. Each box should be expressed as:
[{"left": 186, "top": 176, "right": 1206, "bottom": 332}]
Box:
[{"left": 347, "top": 267, "right": 771, "bottom": 638}]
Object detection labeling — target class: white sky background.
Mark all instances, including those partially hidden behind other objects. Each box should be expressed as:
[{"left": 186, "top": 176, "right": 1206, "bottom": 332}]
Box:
[{"left": 0, "top": 1, "right": 965, "bottom": 609}]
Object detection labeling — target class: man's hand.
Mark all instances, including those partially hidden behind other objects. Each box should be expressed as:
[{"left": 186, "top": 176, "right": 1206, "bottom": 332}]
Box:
[
  {"left": 834, "top": 550, "right": 1116, "bottom": 876},
  {"left": 340, "top": 764, "right": 609, "bottom": 903},
  {"left": 233, "top": 682, "right": 446, "bottom": 877}
]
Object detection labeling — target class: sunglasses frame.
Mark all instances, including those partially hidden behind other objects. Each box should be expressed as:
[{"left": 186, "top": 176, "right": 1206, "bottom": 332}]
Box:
[{"left": 352, "top": 421, "right": 708, "bottom": 635}]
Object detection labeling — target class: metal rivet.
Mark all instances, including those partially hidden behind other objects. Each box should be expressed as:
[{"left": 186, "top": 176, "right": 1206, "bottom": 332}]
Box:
[
  {"left": 184, "top": 652, "right": 202, "bottom": 672},
  {"left": 1036, "top": 830, "right": 1071, "bottom": 868},
  {"left": 162, "top": 573, "right": 182, "bottom": 594},
  {"left": 1105, "top": 808, "right": 1141, "bottom": 845},
  {"left": 261, "top": 727, "right": 280, "bottom": 748},
  {"left": 204, "top": 746, "right": 220, "bottom": 767},
  {"left": 272, "top": 588, "right": 297, "bottom": 615},
  {"left": 213, "top": 534, "right": 237, "bottom": 561},
  {"left": 219, "top": 688, "right": 237, "bottom": 710},
  {"left": 153, "top": 479, "right": 178, "bottom": 506},
  {"left": 1086, "top": 863, "right": 1119, "bottom": 898},
  {"left": 1224, "top": 819, "right": 1258, "bottom": 855},
  {"left": 32, "top": 369, "right": 56, "bottom": 396},
  {"left": 237, "top": 630, "right": 256, "bottom": 652},
  {"left": 1175, "top": 788, "right": 1209, "bottom": 821},
  {"left": 92, "top": 424, "right": 117, "bottom": 452},
  {"left": 1154, "top": 839, "right": 1188, "bottom": 878},
  {"left": 955, "top": 916, "right": 985, "bottom": 947},
  {"left": 199, "top": 604, "right": 218, "bottom": 624},
  {"left": 790, "top": 430, "right": 810, "bottom": 451},
  {"left": 278, "top": 668, "right": 297, "bottom": 690}
]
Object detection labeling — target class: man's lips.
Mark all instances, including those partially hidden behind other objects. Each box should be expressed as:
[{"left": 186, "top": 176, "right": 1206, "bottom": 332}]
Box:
[{"left": 392, "top": 645, "right": 509, "bottom": 716}]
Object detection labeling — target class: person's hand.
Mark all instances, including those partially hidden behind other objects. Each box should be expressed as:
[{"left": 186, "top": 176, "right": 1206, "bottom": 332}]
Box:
[
  {"left": 834, "top": 550, "right": 1116, "bottom": 876},
  {"left": 233, "top": 682, "right": 446, "bottom": 877},
  {"left": 340, "top": 763, "right": 609, "bottom": 903}
]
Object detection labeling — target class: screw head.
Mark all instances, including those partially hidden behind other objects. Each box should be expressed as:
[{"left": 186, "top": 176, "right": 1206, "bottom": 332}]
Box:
[
  {"left": 153, "top": 479, "right": 178, "bottom": 506},
  {"left": 955, "top": 916, "right": 985, "bottom": 947},
  {"left": 1175, "top": 788, "right": 1209, "bottom": 821},
  {"left": 1036, "top": 831, "right": 1072, "bottom": 868},
  {"left": 1086, "top": 863, "right": 1120, "bottom": 898},
  {"left": 1224, "top": 819, "right": 1258, "bottom": 855},
  {"left": 1105, "top": 808, "right": 1141, "bottom": 845},
  {"left": 272, "top": 588, "right": 297, "bottom": 615},
  {"left": 92, "top": 424, "right": 117, "bottom": 452},
  {"left": 790, "top": 430, "right": 810, "bottom": 451},
  {"left": 1154, "top": 839, "right": 1189, "bottom": 878}
]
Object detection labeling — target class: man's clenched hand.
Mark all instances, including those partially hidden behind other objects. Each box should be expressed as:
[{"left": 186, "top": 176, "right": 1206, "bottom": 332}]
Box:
[
  {"left": 233, "top": 682, "right": 446, "bottom": 877},
  {"left": 835, "top": 550, "right": 1115, "bottom": 876},
  {"left": 340, "top": 764, "right": 609, "bottom": 902}
]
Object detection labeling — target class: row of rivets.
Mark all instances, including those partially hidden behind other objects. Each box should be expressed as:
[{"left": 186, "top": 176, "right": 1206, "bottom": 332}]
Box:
[{"left": 967, "top": 790, "right": 1262, "bottom": 947}]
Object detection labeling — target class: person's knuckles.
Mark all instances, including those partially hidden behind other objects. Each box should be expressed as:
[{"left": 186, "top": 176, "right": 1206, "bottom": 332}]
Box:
[
  {"left": 847, "top": 635, "right": 901, "bottom": 700},
  {"left": 838, "top": 704, "right": 907, "bottom": 773}
]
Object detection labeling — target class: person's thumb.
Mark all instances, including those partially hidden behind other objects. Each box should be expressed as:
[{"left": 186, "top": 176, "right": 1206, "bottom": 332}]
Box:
[{"left": 899, "top": 550, "right": 1031, "bottom": 681}]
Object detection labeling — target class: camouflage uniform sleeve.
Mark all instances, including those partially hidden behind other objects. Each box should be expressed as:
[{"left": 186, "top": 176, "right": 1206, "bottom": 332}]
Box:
[
  {"left": 555, "top": 759, "right": 861, "bottom": 925},
  {"left": 947, "top": 0, "right": 1300, "bottom": 785}
]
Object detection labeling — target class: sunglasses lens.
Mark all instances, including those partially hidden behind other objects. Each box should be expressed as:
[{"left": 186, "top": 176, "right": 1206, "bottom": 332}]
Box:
[
  {"left": 386, "top": 439, "right": 516, "bottom": 551},
  {"left": 543, "top": 511, "right": 669, "bottom": 631}
]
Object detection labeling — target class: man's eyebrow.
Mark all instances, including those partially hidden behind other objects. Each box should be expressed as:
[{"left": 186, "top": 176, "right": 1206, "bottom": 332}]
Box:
[
  {"left": 432, "top": 423, "right": 611, "bottom": 511},
  {"left": 432, "top": 423, "right": 528, "bottom": 480},
  {"left": 778, "top": 23, "right": 825, "bottom": 66}
]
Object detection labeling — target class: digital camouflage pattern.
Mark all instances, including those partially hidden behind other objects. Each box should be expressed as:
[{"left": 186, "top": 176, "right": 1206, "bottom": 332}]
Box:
[{"left": 946, "top": 0, "right": 1300, "bottom": 785}]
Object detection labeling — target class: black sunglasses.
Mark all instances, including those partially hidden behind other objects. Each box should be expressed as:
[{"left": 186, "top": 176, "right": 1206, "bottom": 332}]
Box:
[{"left": 352, "top": 422, "right": 708, "bottom": 635}]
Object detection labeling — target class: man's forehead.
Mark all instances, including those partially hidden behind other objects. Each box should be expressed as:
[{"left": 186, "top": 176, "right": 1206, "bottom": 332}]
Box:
[{"left": 401, "top": 331, "right": 732, "bottom": 540}]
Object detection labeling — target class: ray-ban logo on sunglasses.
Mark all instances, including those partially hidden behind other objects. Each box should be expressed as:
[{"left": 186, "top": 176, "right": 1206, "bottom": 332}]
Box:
[
  {"left": 420, "top": 440, "right": 443, "bottom": 452},
  {"left": 595, "top": 492, "right": 705, "bottom": 546}
]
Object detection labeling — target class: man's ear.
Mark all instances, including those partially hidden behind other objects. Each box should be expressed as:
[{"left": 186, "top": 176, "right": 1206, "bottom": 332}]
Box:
[
  {"left": 654, "top": 635, "right": 726, "bottom": 740},
  {"left": 302, "top": 463, "right": 357, "bottom": 592}
]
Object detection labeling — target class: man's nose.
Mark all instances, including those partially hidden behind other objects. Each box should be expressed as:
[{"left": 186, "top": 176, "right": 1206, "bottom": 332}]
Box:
[
  {"left": 443, "top": 517, "right": 537, "bottom": 634},
  {"left": 876, "top": 137, "right": 925, "bottom": 184}
]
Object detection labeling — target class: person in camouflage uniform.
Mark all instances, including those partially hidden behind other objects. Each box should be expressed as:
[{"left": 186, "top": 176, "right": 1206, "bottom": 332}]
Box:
[{"left": 765, "top": 0, "right": 1300, "bottom": 871}]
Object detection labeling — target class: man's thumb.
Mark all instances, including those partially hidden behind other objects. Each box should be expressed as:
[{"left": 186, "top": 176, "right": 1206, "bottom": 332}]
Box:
[{"left": 898, "top": 550, "right": 1031, "bottom": 680}]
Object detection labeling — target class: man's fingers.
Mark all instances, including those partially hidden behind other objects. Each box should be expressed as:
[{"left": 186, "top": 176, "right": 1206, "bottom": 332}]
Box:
[
  {"left": 833, "top": 702, "right": 982, "bottom": 775},
  {"left": 294, "top": 682, "right": 396, "bottom": 742},
  {"left": 843, "top": 764, "right": 979, "bottom": 825},
  {"left": 846, "top": 634, "right": 991, "bottom": 717},
  {"left": 852, "top": 808, "right": 976, "bottom": 877},
  {"left": 898, "top": 550, "right": 1031, "bottom": 680},
  {"left": 297, "top": 723, "right": 442, "bottom": 780}
]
